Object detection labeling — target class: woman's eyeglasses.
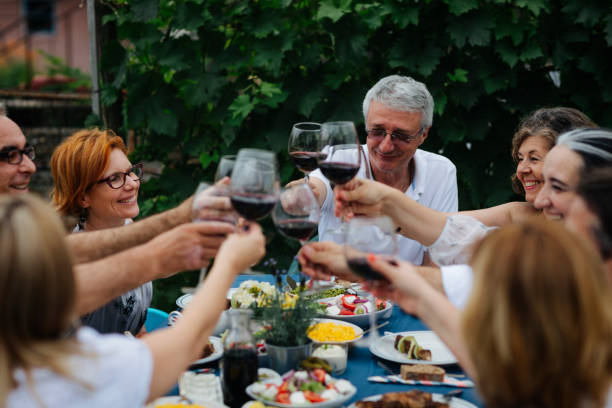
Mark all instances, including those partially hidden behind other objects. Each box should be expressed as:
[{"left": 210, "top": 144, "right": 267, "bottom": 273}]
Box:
[
  {"left": 0, "top": 145, "right": 35, "bottom": 164},
  {"left": 97, "top": 163, "right": 144, "bottom": 189}
]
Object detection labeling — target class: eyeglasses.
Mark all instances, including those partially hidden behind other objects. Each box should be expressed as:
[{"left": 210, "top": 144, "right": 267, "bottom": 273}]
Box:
[
  {"left": 366, "top": 127, "right": 424, "bottom": 143},
  {"left": 0, "top": 145, "right": 35, "bottom": 164},
  {"left": 97, "top": 163, "right": 144, "bottom": 189}
]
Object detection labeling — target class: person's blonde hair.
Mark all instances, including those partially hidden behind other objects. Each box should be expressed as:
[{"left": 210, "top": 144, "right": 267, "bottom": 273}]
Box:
[
  {"left": 50, "top": 128, "right": 127, "bottom": 217},
  {"left": 0, "top": 195, "right": 83, "bottom": 406},
  {"left": 462, "top": 219, "right": 612, "bottom": 408}
]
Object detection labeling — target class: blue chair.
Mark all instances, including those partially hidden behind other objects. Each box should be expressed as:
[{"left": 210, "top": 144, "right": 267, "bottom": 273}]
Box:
[{"left": 145, "top": 307, "right": 169, "bottom": 332}]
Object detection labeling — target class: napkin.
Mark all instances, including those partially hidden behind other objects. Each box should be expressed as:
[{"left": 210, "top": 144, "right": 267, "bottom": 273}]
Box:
[{"left": 367, "top": 374, "right": 475, "bottom": 388}]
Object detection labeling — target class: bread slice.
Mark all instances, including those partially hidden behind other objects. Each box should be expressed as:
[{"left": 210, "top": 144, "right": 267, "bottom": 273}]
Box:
[{"left": 400, "top": 364, "right": 445, "bottom": 382}]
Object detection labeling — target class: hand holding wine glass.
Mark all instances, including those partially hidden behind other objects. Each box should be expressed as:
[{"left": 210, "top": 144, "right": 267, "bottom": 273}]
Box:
[{"left": 188, "top": 181, "right": 239, "bottom": 292}]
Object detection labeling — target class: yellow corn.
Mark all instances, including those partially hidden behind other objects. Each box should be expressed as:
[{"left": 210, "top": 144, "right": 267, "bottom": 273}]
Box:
[{"left": 307, "top": 322, "right": 356, "bottom": 342}]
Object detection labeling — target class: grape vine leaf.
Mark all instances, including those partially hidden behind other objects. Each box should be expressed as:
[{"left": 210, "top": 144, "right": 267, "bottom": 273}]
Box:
[
  {"left": 317, "top": 0, "right": 352, "bottom": 23},
  {"left": 444, "top": 0, "right": 479, "bottom": 16},
  {"left": 131, "top": 0, "right": 159, "bottom": 22}
]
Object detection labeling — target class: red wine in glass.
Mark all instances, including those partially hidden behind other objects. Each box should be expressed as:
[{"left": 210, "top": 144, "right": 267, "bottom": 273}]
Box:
[
  {"left": 289, "top": 151, "right": 327, "bottom": 173},
  {"left": 230, "top": 193, "right": 277, "bottom": 220},
  {"left": 276, "top": 219, "right": 318, "bottom": 241},
  {"left": 318, "top": 162, "right": 360, "bottom": 185}
]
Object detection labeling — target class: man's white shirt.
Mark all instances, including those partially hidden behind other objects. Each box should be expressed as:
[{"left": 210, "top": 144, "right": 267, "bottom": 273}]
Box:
[{"left": 310, "top": 145, "right": 458, "bottom": 265}]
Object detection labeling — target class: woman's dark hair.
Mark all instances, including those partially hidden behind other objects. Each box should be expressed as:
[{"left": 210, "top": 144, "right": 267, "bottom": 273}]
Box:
[
  {"left": 510, "top": 107, "right": 596, "bottom": 195},
  {"left": 577, "top": 166, "right": 612, "bottom": 259}
]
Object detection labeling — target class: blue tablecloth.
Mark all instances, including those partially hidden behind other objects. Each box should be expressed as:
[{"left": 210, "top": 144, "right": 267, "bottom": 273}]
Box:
[{"left": 231, "top": 274, "right": 484, "bottom": 407}]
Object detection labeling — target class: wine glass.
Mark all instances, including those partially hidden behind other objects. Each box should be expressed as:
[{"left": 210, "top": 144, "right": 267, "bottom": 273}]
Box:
[
  {"left": 189, "top": 182, "right": 240, "bottom": 291},
  {"left": 343, "top": 216, "right": 398, "bottom": 342},
  {"left": 230, "top": 148, "right": 280, "bottom": 220},
  {"left": 288, "top": 122, "right": 322, "bottom": 182},
  {"left": 215, "top": 155, "right": 236, "bottom": 182},
  {"left": 272, "top": 183, "right": 320, "bottom": 289},
  {"left": 318, "top": 121, "right": 362, "bottom": 244},
  {"left": 273, "top": 183, "right": 320, "bottom": 243},
  {"left": 318, "top": 121, "right": 361, "bottom": 186}
]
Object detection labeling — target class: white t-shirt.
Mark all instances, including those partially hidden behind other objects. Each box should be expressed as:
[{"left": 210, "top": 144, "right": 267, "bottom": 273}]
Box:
[
  {"left": 6, "top": 327, "right": 153, "bottom": 408},
  {"left": 441, "top": 264, "right": 474, "bottom": 310},
  {"left": 310, "top": 146, "right": 458, "bottom": 265}
]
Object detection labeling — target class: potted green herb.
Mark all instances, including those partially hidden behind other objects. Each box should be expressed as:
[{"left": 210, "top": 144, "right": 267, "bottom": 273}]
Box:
[{"left": 251, "top": 286, "right": 323, "bottom": 374}]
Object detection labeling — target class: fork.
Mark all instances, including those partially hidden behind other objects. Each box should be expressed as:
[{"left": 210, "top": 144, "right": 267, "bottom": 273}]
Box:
[{"left": 441, "top": 389, "right": 463, "bottom": 402}]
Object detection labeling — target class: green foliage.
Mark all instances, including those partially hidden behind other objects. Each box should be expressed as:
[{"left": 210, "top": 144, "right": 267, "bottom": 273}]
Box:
[
  {"left": 99, "top": 0, "right": 612, "bottom": 310},
  {"left": 0, "top": 59, "right": 31, "bottom": 89},
  {"left": 37, "top": 49, "right": 92, "bottom": 91}
]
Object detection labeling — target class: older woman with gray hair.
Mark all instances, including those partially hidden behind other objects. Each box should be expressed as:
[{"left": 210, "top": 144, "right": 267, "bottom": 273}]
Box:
[{"left": 307, "top": 75, "right": 459, "bottom": 266}]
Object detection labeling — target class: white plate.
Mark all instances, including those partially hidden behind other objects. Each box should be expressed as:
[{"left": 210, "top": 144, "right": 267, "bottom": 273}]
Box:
[
  {"left": 192, "top": 336, "right": 223, "bottom": 365},
  {"left": 245, "top": 381, "right": 356, "bottom": 408},
  {"left": 146, "top": 396, "right": 228, "bottom": 408},
  {"left": 308, "top": 318, "right": 364, "bottom": 345},
  {"left": 176, "top": 293, "right": 193, "bottom": 309},
  {"left": 348, "top": 392, "right": 477, "bottom": 408},
  {"left": 177, "top": 289, "right": 235, "bottom": 309},
  {"left": 369, "top": 330, "right": 458, "bottom": 365},
  {"left": 317, "top": 296, "right": 393, "bottom": 327}
]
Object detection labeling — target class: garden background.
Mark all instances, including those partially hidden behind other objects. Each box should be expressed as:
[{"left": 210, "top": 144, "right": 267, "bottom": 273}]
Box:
[{"left": 85, "top": 0, "right": 612, "bottom": 310}]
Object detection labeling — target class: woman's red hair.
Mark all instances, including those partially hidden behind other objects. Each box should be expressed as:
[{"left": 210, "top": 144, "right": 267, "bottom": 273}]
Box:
[{"left": 50, "top": 128, "right": 126, "bottom": 217}]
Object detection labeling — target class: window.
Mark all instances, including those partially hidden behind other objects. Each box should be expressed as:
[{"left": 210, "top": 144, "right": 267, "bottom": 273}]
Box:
[{"left": 24, "top": 0, "right": 54, "bottom": 34}]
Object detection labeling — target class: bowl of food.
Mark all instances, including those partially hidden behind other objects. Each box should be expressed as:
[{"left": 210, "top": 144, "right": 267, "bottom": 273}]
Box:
[
  {"left": 246, "top": 368, "right": 356, "bottom": 408},
  {"left": 317, "top": 294, "right": 393, "bottom": 327},
  {"left": 307, "top": 318, "right": 363, "bottom": 345}
]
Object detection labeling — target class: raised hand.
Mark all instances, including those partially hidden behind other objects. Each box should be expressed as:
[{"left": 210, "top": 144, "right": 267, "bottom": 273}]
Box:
[
  {"left": 334, "top": 178, "right": 394, "bottom": 220},
  {"left": 297, "top": 241, "right": 360, "bottom": 282},
  {"left": 215, "top": 221, "right": 266, "bottom": 273},
  {"left": 360, "top": 255, "right": 430, "bottom": 315},
  {"left": 147, "top": 221, "right": 236, "bottom": 278}
]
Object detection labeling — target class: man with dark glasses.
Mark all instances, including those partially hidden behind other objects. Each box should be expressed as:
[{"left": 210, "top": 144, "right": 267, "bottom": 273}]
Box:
[
  {"left": 0, "top": 115, "right": 234, "bottom": 316},
  {"left": 0, "top": 116, "right": 36, "bottom": 194}
]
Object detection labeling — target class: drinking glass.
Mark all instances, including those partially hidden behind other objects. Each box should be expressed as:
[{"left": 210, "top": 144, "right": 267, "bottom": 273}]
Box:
[
  {"left": 318, "top": 121, "right": 361, "bottom": 185},
  {"left": 288, "top": 122, "right": 322, "bottom": 181},
  {"left": 215, "top": 155, "right": 236, "bottom": 182},
  {"left": 272, "top": 183, "right": 320, "bottom": 290},
  {"left": 230, "top": 148, "right": 280, "bottom": 220},
  {"left": 272, "top": 183, "right": 320, "bottom": 244},
  {"left": 191, "top": 182, "right": 239, "bottom": 288},
  {"left": 319, "top": 121, "right": 361, "bottom": 243},
  {"left": 343, "top": 216, "right": 398, "bottom": 339}
]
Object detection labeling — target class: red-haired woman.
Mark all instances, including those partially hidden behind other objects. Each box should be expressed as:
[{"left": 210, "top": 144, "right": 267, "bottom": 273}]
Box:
[{"left": 51, "top": 128, "right": 148, "bottom": 335}]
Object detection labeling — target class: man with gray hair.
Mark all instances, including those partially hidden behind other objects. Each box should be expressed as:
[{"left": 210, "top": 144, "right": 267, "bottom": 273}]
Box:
[{"left": 309, "top": 75, "right": 457, "bottom": 265}]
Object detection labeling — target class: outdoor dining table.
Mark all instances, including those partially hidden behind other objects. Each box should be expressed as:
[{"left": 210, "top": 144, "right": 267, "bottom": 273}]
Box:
[{"left": 231, "top": 274, "right": 484, "bottom": 407}]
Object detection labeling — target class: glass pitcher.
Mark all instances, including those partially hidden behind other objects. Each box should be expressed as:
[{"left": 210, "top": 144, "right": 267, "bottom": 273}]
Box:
[{"left": 220, "top": 309, "right": 258, "bottom": 408}]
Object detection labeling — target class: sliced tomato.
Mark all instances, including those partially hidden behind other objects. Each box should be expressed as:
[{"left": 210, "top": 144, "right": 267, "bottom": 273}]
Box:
[
  {"left": 312, "top": 368, "right": 327, "bottom": 383},
  {"left": 276, "top": 392, "right": 290, "bottom": 404},
  {"left": 303, "top": 390, "right": 325, "bottom": 403},
  {"left": 339, "top": 309, "right": 355, "bottom": 315},
  {"left": 278, "top": 381, "right": 289, "bottom": 394},
  {"left": 375, "top": 299, "right": 387, "bottom": 310},
  {"left": 341, "top": 295, "right": 357, "bottom": 311}
]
